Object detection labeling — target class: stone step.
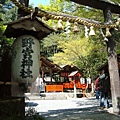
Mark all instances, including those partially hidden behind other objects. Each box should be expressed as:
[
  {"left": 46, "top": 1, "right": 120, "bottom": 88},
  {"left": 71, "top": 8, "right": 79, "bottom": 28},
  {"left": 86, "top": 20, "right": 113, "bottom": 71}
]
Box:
[{"left": 25, "top": 92, "right": 86, "bottom": 100}]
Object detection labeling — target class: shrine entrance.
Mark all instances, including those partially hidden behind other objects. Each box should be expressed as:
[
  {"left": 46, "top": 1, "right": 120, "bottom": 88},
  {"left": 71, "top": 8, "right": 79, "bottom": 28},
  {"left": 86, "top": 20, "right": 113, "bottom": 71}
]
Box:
[{"left": 1, "top": 0, "right": 120, "bottom": 118}]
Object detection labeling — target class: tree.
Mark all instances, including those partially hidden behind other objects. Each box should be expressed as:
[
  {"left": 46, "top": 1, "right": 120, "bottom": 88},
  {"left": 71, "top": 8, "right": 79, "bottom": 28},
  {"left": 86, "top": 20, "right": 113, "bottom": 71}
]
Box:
[
  {"left": 0, "top": 0, "right": 17, "bottom": 23},
  {"left": 52, "top": 34, "right": 107, "bottom": 78},
  {"left": 38, "top": 0, "right": 114, "bottom": 78},
  {"left": 0, "top": 21, "right": 13, "bottom": 83}
]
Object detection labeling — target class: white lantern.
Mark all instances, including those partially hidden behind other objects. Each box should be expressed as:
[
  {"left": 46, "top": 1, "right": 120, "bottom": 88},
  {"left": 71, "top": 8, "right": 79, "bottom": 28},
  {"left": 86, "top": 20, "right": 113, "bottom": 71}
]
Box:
[
  {"left": 86, "top": 77, "right": 91, "bottom": 84},
  {"left": 80, "top": 77, "right": 85, "bottom": 84},
  {"left": 11, "top": 35, "right": 40, "bottom": 83}
]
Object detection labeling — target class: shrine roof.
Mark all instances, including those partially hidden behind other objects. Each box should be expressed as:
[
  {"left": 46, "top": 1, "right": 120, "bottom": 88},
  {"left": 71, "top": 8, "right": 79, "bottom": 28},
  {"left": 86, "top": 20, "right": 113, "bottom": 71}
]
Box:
[
  {"left": 40, "top": 56, "right": 61, "bottom": 73},
  {"left": 60, "top": 64, "right": 82, "bottom": 74},
  {"left": 68, "top": 71, "right": 79, "bottom": 77}
]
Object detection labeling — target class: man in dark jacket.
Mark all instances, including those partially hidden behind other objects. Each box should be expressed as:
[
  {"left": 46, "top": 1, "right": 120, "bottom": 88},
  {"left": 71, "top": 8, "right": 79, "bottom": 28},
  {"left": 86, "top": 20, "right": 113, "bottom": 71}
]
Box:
[{"left": 98, "top": 70, "right": 110, "bottom": 108}]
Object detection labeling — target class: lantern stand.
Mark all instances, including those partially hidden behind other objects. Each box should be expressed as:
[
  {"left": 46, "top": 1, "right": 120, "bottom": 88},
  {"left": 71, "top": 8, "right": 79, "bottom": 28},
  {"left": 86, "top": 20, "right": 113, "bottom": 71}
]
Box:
[
  {"left": 86, "top": 77, "right": 91, "bottom": 93},
  {"left": 3, "top": 14, "right": 55, "bottom": 97},
  {"left": 73, "top": 79, "right": 77, "bottom": 98},
  {"left": 68, "top": 71, "right": 82, "bottom": 98},
  {"left": 80, "top": 77, "right": 86, "bottom": 98}
]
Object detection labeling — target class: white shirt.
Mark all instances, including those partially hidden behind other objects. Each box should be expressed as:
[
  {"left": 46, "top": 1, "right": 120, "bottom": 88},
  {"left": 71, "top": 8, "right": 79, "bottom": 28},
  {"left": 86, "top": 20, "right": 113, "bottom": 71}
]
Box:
[
  {"left": 39, "top": 78, "right": 43, "bottom": 85},
  {"left": 36, "top": 77, "right": 43, "bottom": 86}
]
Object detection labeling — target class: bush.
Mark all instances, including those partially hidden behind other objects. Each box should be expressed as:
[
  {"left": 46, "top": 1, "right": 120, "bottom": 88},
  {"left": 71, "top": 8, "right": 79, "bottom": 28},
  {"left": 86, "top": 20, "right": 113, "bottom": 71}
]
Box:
[
  {"left": 0, "top": 98, "right": 45, "bottom": 120},
  {"left": 25, "top": 107, "right": 46, "bottom": 120}
]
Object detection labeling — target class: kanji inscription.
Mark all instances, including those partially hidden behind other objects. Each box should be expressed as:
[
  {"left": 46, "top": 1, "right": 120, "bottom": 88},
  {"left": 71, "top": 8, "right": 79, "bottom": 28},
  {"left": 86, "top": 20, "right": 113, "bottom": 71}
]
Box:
[{"left": 20, "top": 37, "right": 35, "bottom": 78}]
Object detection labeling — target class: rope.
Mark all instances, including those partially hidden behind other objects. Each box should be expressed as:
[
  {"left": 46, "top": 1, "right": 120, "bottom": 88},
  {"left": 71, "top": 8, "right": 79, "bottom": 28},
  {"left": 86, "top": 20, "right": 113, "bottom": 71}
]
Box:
[{"left": 10, "top": 0, "right": 118, "bottom": 29}]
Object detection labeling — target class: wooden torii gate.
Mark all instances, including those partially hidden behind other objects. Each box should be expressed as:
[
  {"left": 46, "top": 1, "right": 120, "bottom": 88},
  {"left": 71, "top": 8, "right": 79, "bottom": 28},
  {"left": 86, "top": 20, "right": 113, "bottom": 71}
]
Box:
[
  {"left": 10, "top": 0, "right": 120, "bottom": 114},
  {"left": 71, "top": 0, "right": 120, "bottom": 114}
]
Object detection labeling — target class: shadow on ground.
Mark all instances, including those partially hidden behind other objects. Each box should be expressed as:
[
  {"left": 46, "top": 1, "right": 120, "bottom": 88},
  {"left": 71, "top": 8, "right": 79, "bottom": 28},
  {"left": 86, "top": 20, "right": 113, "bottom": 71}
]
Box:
[
  {"left": 26, "top": 102, "right": 38, "bottom": 107},
  {"left": 39, "top": 107, "right": 120, "bottom": 120}
]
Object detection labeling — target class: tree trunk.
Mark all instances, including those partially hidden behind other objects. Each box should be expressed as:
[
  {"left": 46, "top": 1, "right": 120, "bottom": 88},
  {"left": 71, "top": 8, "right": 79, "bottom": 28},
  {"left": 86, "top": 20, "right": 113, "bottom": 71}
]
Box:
[{"left": 103, "top": 8, "right": 120, "bottom": 114}]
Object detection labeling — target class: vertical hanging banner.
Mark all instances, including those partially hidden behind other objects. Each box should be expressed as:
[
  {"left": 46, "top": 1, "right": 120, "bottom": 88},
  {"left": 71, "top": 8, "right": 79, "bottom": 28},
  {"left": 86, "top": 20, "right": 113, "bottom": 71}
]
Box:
[{"left": 11, "top": 35, "right": 40, "bottom": 83}]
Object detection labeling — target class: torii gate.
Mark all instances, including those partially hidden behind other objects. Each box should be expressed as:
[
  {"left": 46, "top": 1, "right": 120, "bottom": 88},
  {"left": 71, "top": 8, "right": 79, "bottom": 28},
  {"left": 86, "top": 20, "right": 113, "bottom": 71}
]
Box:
[
  {"left": 71, "top": 0, "right": 120, "bottom": 115},
  {"left": 10, "top": 0, "right": 120, "bottom": 114}
]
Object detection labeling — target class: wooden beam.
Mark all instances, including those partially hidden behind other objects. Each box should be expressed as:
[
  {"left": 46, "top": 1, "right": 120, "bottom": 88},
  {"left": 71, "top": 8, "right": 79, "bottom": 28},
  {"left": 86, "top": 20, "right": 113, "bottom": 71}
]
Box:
[{"left": 71, "top": 0, "right": 120, "bottom": 14}]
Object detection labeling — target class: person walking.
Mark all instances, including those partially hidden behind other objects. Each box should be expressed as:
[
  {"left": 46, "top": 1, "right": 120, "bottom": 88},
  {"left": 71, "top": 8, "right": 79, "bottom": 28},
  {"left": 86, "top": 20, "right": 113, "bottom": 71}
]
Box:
[
  {"left": 98, "top": 70, "right": 111, "bottom": 109},
  {"left": 39, "top": 77, "right": 43, "bottom": 94},
  {"left": 94, "top": 76, "right": 100, "bottom": 100},
  {"left": 36, "top": 74, "right": 43, "bottom": 94}
]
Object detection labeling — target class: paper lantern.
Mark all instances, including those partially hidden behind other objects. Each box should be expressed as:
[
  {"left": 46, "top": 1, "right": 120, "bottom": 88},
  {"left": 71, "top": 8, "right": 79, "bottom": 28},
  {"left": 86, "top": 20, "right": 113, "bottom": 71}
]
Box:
[
  {"left": 86, "top": 77, "right": 91, "bottom": 84},
  {"left": 73, "top": 22, "right": 80, "bottom": 32},
  {"left": 80, "top": 77, "right": 85, "bottom": 84},
  {"left": 57, "top": 19, "right": 63, "bottom": 30},
  {"left": 89, "top": 26, "right": 95, "bottom": 36},
  {"left": 11, "top": 35, "right": 40, "bottom": 83},
  {"left": 105, "top": 27, "right": 111, "bottom": 37}
]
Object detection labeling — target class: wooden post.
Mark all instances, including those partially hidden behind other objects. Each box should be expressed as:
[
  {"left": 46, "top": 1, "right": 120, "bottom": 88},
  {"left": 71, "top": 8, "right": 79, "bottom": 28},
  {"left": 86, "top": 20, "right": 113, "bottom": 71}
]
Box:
[
  {"left": 74, "top": 77, "right": 77, "bottom": 98},
  {"left": 82, "top": 89, "right": 86, "bottom": 98},
  {"left": 50, "top": 68, "right": 53, "bottom": 82},
  {"left": 103, "top": 8, "right": 120, "bottom": 114}
]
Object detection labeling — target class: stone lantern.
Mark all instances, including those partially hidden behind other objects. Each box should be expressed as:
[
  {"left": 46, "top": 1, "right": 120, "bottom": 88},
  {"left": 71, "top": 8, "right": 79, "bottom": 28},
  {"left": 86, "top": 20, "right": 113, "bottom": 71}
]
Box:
[{"left": 3, "top": 15, "right": 54, "bottom": 96}]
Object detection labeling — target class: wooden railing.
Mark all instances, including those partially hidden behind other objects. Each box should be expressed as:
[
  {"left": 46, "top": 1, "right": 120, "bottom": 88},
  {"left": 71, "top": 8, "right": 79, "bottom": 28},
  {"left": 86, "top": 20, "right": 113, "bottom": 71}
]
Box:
[{"left": 46, "top": 85, "right": 63, "bottom": 92}]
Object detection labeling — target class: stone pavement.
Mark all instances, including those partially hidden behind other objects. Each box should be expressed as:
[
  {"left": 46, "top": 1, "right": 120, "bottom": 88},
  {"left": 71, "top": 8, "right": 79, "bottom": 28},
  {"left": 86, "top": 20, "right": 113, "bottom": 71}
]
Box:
[
  {"left": 25, "top": 92, "right": 82, "bottom": 100},
  {"left": 25, "top": 96, "right": 120, "bottom": 120}
]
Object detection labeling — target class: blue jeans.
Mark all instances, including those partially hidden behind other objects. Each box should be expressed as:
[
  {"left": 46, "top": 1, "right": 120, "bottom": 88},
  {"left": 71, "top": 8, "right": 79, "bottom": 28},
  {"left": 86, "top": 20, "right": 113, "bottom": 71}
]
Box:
[
  {"left": 100, "top": 91, "right": 109, "bottom": 108},
  {"left": 96, "top": 89, "right": 100, "bottom": 100},
  {"left": 40, "top": 85, "right": 42, "bottom": 93}
]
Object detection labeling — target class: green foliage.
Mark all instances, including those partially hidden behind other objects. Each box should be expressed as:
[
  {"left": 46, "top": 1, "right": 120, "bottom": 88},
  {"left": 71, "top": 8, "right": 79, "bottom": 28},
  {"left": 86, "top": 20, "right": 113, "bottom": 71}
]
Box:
[
  {"left": 38, "top": 0, "right": 75, "bottom": 27},
  {"left": 0, "top": 0, "right": 17, "bottom": 23},
  {"left": 0, "top": 0, "right": 14, "bottom": 59},
  {"left": 0, "top": 0, "right": 119, "bottom": 79},
  {"left": 109, "top": 0, "right": 120, "bottom": 4},
  {"left": 51, "top": 34, "right": 107, "bottom": 78},
  {"left": 0, "top": 24, "right": 13, "bottom": 56},
  {"left": 0, "top": 22, "right": 13, "bottom": 82},
  {"left": 38, "top": 0, "right": 115, "bottom": 78},
  {"left": 0, "top": 98, "right": 25, "bottom": 120},
  {"left": 40, "top": 32, "right": 61, "bottom": 58},
  {"left": 38, "top": 0, "right": 67, "bottom": 12},
  {"left": 73, "top": 5, "right": 104, "bottom": 22},
  {"left": 0, "top": 99, "right": 46, "bottom": 120}
]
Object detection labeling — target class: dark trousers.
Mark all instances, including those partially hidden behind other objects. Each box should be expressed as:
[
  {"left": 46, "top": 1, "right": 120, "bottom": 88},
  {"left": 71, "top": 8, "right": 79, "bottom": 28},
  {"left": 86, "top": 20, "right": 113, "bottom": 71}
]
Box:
[
  {"left": 96, "top": 89, "right": 100, "bottom": 100},
  {"left": 100, "top": 91, "right": 109, "bottom": 108}
]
